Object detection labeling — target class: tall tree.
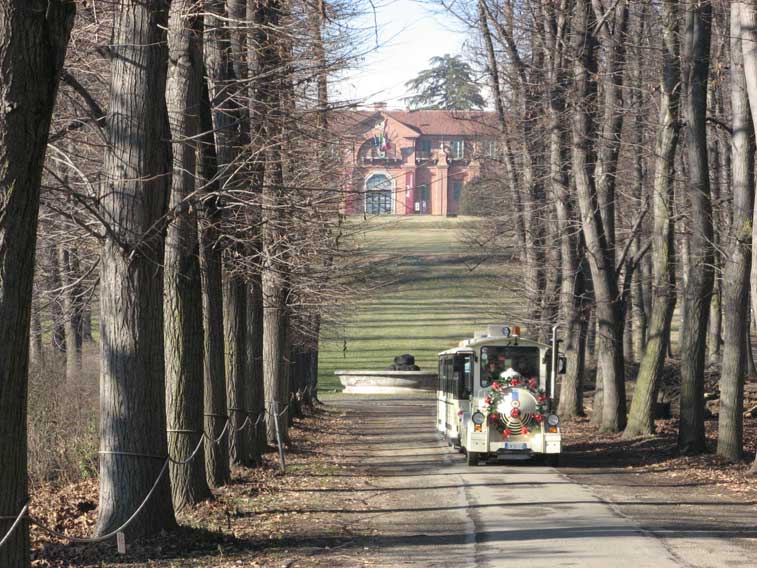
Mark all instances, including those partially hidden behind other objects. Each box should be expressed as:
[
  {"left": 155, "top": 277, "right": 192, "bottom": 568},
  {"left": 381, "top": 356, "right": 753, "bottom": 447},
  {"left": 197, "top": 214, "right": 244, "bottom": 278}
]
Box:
[
  {"left": 261, "top": 0, "right": 292, "bottom": 445},
  {"left": 740, "top": 0, "right": 757, "bottom": 477},
  {"left": 570, "top": 0, "right": 628, "bottom": 432},
  {"left": 164, "top": 0, "right": 213, "bottom": 508},
  {"left": 197, "top": 78, "right": 231, "bottom": 486},
  {"left": 537, "top": 0, "right": 590, "bottom": 418},
  {"left": 404, "top": 54, "right": 485, "bottom": 110},
  {"left": 623, "top": 0, "right": 681, "bottom": 438},
  {"left": 96, "top": 0, "right": 176, "bottom": 537},
  {"left": 678, "top": 0, "right": 713, "bottom": 454},
  {"left": 478, "top": 0, "right": 547, "bottom": 338},
  {"left": 203, "top": 0, "right": 251, "bottom": 467},
  {"left": 717, "top": 1, "right": 754, "bottom": 462},
  {"left": 0, "top": 2, "right": 75, "bottom": 565}
]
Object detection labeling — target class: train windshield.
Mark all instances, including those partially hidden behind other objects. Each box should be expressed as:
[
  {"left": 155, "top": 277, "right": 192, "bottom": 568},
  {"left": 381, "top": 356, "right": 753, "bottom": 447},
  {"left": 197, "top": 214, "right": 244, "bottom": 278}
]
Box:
[{"left": 479, "top": 346, "right": 540, "bottom": 388}]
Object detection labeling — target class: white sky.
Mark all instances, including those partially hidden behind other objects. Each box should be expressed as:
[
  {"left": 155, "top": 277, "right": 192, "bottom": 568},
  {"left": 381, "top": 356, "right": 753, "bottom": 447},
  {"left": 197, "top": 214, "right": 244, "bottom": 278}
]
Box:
[{"left": 335, "top": 1, "right": 472, "bottom": 108}]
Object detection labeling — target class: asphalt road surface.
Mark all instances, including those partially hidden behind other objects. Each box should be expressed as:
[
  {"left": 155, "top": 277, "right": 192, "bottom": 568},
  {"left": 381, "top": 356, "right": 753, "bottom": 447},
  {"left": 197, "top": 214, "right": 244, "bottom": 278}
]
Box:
[{"left": 327, "top": 394, "right": 755, "bottom": 567}]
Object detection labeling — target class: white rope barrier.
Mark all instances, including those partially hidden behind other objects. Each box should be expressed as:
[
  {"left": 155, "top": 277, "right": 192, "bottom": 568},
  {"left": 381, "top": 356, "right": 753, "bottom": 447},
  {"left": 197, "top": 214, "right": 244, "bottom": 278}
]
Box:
[
  {"left": 0, "top": 400, "right": 295, "bottom": 551},
  {"left": 0, "top": 503, "right": 29, "bottom": 550},
  {"left": 27, "top": 458, "right": 170, "bottom": 544}
]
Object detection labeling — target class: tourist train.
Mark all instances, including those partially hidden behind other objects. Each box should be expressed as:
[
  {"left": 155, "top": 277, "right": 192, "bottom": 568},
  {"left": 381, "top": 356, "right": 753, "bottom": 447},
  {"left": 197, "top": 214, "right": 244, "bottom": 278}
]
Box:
[{"left": 436, "top": 325, "right": 565, "bottom": 466}]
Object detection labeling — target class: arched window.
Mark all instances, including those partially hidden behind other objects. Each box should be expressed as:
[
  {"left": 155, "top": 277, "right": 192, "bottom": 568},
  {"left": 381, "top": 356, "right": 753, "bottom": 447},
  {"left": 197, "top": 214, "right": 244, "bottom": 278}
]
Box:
[{"left": 365, "top": 173, "right": 393, "bottom": 215}]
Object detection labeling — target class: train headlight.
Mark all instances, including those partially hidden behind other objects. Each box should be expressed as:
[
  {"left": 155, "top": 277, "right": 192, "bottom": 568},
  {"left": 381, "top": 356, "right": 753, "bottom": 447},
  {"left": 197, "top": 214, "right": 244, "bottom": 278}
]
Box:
[
  {"left": 472, "top": 411, "right": 485, "bottom": 425},
  {"left": 547, "top": 414, "right": 560, "bottom": 427}
]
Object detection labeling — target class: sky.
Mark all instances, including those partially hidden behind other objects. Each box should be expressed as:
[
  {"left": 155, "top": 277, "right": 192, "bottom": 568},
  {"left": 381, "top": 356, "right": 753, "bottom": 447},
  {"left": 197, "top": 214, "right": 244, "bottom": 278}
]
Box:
[{"left": 335, "top": 1, "right": 472, "bottom": 109}]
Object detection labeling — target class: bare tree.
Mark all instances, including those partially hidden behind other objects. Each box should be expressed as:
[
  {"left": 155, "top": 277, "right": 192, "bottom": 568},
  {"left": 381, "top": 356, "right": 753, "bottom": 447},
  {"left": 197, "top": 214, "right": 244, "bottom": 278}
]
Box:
[
  {"left": 164, "top": 0, "right": 213, "bottom": 508},
  {"left": 197, "top": 78, "right": 231, "bottom": 486},
  {"left": 0, "top": 2, "right": 75, "bottom": 566},
  {"left": 570, "top": 0, "right": 628, "bottom": 432},
  {"left": 717, "top": 1, "right": 754, "bottom": 462},
  {"left": 624, "top": 0, "right": 681, "bottom": 438},
  {"left": 96, "top": 0, "right": 176, "bottom": 537},
  {"left": 678, "top": 0, "right": 713, "bottom": 455}
]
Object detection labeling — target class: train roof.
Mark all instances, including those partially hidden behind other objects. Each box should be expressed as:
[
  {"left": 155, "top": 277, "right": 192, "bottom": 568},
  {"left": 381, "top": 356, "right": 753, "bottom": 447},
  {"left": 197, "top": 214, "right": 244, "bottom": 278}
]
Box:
[{"left": 438, "top": 325, "right": 550, "bottom": 356}]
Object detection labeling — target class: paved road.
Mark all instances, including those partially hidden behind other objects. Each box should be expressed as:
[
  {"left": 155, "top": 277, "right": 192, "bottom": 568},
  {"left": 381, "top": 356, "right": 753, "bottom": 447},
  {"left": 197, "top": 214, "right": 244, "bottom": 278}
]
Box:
[{"left": 328, "top": 394, "right": 753, "bottom": 567}]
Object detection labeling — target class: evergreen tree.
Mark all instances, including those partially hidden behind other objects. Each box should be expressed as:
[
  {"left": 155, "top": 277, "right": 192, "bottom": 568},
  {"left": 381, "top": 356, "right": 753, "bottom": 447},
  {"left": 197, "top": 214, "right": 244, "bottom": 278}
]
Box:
[{"left": 404, "top": 54, "right": 485, "bottom": 110}]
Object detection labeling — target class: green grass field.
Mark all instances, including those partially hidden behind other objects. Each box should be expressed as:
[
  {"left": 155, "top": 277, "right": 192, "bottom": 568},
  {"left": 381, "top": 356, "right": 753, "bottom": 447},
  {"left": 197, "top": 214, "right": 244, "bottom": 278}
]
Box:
[{"left": 317, "top": 216, "right": 523, "bottom": 391}]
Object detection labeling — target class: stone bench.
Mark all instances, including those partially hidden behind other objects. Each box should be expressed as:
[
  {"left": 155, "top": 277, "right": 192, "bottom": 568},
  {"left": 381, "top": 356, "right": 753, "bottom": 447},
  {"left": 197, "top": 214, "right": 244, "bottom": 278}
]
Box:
[{"left": 335, "top": 370, "right": 438, "bottom": 394}]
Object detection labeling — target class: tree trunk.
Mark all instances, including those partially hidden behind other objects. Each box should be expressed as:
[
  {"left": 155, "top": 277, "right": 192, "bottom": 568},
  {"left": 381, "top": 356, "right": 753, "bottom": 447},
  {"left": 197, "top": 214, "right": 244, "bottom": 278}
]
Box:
[
  {"left": 247, "top": 277, "right": 267, "bottom": 457},
  {"left": 570, "top": 0, "right": 626, "bottom": 432},
  {"left": 96, "top": 0, "right": 176, "bottom": 537},
  {"left": 263, "top": 271, "right": 289, "bottom": 444},
  {"left": 632, "top": 261, "right": 648, "bottom": 355},
  {"left": 58, "top": 246, "right": 82, "bottom": 379},
  {"left": 740, "top": 0, "right": 757, "bottom": 476},
  {"left": 30, "top": 296, "right": 43, "bottom": 365},
  {"left": 224, "top": 270, "right": 250, "bottom": 466},
  {"left": 197, "top": 76, "right": 230, "bottom": 487},
  {"left": 164, "top": 0, "right": 212, "bottom": 509},
  {"left": 678, "top": 0, "right": 713, "bottom": 455},
  {"left": 718, "top": 1, "right": 755, "bottom": 462},
  {"left": 591, "top": 0, "right": 629, "bottom": 260},
  {"left": 47, "top": 243, "right": 65, "bottom": 352},
  {"left": 80, "top": 299, "right": 92, "bottom": 342},
  {"left": 624, "top": 291, "right": 634, "bottom": 364},
  {"left": 623, "top": 0, "right": 681, "bottom": 438},
  {"left": 0, "top": 3, "right": 74, "bottom": 565}
]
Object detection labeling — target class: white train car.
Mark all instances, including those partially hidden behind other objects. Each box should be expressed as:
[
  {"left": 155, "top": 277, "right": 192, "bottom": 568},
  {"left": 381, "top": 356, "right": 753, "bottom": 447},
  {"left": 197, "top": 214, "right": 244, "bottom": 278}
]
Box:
[{"left": 436, "top": 325, "right": 564, "bottom": 466}]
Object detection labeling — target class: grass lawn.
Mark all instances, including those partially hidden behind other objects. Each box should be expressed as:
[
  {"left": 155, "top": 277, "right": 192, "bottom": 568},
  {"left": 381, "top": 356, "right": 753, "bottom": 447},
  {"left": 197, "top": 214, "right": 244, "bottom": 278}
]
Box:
[{"left": 317, "top": 215, "right": 523, "bottom": 391}]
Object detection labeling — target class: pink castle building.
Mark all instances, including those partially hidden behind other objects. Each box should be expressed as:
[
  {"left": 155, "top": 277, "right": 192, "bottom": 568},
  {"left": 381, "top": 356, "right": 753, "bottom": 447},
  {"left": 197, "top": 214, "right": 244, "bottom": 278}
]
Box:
[{"left": 337, "top": 106, "right": 499, "bottom": 216}]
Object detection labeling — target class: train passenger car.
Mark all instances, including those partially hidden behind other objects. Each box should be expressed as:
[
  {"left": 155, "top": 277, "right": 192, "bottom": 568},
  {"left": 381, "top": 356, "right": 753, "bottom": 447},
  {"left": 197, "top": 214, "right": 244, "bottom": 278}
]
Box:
[
  {"left": 436, "top": 325, "right": 564, "bottom": 466},
  {"left": 436, "top": 347, "right": 474, "bottom": 446}
]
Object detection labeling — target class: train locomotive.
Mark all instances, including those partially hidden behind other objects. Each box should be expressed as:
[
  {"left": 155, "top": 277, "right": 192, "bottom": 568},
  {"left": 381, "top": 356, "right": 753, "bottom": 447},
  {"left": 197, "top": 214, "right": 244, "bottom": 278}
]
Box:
[{"left": 436, "top": 325, "right": 564, "bottom": 466}]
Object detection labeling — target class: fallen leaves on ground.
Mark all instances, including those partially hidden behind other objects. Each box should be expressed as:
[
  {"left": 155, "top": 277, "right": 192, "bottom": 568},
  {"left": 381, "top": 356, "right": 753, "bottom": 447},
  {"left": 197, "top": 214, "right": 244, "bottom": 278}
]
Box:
[
  {"left": 30, "top": 405, "right": 376, "bottom": 567},
  {"left": 561, "top": 408, "right": 757, "bottom": 500}
]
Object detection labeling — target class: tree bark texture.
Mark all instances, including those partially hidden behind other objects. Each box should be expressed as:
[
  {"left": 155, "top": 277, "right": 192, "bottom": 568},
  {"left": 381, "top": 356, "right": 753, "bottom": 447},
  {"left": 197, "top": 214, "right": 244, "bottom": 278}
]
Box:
[
  {"left": 623, "top": 0, "right": 680, "bottom": 438},
  {"left": 96, "top": 0, "right": 176, "bottom": 537},
  {"left": 164, "top": 0, "right": 212, "bottom": 509},
  {"left": 678, "top": 0, "right": 713, "bottom": 454},
  {"left": 717, "top": 2, "right": 754, "bottom": 462},
  {"left": 0, "top": 2, "right": 74, "bottom": 565}
]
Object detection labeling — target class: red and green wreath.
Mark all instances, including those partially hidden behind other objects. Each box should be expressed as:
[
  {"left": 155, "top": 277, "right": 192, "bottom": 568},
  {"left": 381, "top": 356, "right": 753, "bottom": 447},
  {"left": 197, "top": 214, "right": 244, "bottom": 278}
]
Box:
[{"left": 481, "top": 374, "right": 547, "bottom": 437}]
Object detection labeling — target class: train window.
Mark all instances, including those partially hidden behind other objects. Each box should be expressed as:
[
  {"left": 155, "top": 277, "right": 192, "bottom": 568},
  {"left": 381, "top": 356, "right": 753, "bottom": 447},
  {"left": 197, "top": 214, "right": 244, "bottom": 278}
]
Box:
[
  {"left": 480, "top": 346, "right": 540, "bottom": 387},
  {"left": 446, "top": 357, "right": 454, "bottom": 395},
  {"left": 454, "top": 353, "right": 473, "bottom": 399},
  {"left": 463, "top": 354, "right": 473, "bottom": 396}
]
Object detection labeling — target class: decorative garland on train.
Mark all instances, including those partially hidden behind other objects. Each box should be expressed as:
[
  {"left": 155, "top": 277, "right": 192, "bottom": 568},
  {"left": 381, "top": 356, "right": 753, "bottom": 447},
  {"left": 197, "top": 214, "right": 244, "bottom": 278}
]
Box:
[{"left": 482, "top": 373, "right": 547, "bottom": 438}]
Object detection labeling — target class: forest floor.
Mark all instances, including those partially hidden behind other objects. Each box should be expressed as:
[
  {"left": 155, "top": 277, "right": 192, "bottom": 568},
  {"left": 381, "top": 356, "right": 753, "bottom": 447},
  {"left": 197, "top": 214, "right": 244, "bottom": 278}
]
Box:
[
  {"left": 30, "top": 395, "right": 757, "bottom": 567},
  {"left": 31, "top": 403, "right": 376, "bottom": 567}
]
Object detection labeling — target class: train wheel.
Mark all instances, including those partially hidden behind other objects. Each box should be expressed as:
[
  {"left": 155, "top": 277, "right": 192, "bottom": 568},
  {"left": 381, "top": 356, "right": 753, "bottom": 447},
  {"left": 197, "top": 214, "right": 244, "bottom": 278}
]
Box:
[{"left": 466, "top": 450, "right": 479, "bottom": 466}]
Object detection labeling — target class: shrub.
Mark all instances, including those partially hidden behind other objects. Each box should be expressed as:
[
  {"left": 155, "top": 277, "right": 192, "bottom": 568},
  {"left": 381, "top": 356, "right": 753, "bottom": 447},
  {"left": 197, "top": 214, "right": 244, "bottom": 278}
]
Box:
[{"left": 27, "top": 346, "right": 99, "bottom": 486}]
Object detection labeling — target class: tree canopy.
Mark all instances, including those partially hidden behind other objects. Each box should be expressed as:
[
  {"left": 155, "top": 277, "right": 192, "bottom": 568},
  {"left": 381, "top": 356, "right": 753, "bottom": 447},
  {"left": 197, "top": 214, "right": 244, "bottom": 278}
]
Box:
[{"left": 404, "top": 54, "right": 486, "bottom": 110}]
